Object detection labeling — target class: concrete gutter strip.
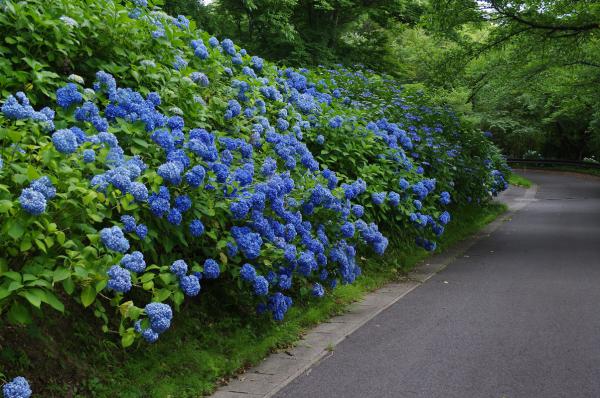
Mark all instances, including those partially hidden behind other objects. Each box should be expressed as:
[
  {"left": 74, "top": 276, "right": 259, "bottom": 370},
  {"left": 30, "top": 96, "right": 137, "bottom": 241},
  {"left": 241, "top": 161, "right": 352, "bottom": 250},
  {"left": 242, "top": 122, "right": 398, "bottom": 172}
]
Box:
[{"left": 209, "top": 184, "right": 538, "bottom": 398}]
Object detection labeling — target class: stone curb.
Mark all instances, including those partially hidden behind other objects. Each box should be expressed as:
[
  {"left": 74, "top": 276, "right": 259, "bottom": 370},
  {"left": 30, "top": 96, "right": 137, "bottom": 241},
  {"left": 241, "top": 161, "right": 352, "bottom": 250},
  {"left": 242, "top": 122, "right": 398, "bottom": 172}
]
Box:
[{"left": 209, "top": 184, "right": 538, "bottom": 398}]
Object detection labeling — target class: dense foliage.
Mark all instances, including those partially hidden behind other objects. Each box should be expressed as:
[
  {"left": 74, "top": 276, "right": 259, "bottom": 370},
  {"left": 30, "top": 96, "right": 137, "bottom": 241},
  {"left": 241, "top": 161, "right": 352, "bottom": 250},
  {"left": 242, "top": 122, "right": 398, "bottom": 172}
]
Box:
[
  {"left": 174, "top": 0, "right": 600, "bottom": 160},
  {"left": 0, "top": 0, "right": 508, "bottom": 394},
  {"left": 423, "top": 0, "right": 600, "bottom": 159}
]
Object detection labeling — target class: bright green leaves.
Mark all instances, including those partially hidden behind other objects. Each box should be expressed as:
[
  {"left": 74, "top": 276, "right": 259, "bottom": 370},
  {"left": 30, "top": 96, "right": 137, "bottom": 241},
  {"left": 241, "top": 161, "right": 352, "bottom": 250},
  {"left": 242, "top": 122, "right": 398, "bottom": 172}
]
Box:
[{"left": 80, "top": 285, "right": 97, "bottom": 308}]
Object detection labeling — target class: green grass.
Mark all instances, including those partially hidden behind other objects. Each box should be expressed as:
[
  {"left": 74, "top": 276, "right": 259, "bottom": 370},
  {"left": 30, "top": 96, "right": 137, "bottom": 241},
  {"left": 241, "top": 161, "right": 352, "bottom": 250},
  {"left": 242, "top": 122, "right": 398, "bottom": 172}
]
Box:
[
  {"left": 508, "top": 172, "right": 533, "bottom": 188},
  {"left": 511, "top": 164, "right": 600, "bottom": 178},
  {"left": 2, "top": 202, "right": 507, "bottom": 397}
]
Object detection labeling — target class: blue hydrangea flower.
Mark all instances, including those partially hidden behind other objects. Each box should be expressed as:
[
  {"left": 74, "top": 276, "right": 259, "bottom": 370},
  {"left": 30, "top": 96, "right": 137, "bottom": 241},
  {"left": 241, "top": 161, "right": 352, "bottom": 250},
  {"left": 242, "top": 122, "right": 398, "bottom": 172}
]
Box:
[
  {"left": 100, "top": 226, "right": 130, "bottom": 253},
  {"left": 227, "top": 241, "right": 239, "bottom": 257},
  {"left": 232, "top": 54, "right": 243, "bottom": 65},
  {"left": 1, "top": 93, "right": 34, "bottom": 119},
  {"left": 56, "top": 83, "right": 83, "bottom": 108},
  {"left": 30, "top": 176, "right": 56, "bottom": 199},
  {"left": 173, "top": 15, "right": 190, "bottom": 29},
  {"left": 328, "top": 116, "right": 343, "bottom": 128},
  {"left": 340, "top": 222, "right": 355, "bottom": 238},
  {"left": 399, "top": 178, "right": 410, "bottom": 190},
  {"left": 120, "top": 251, "right": 146, "bottom": 273},
  {"left": 351, "top": 204, "right": 364, "bottom": 217},
  {"left": 158, "top": 161, "right": 183, "bottom": 185},
  {"left": 145, "top": 302, "right": 173, "bottom": 333},
  {"left": 191, "top": 39, "right": 209, "bottom": 59},
  {"left": 278, "top": 274, "right": 292, "bottom": 290},
  {"left": 170, "top": 260, "right": 188, "bottom": 278},
  {"left": 221, "top": 38, "right": 236, "bottom": 56},
  {"left": 149, "top": 196, "right": 170, "bottom": 218},
  {"left": 261, "top": 157, "right": 277, "bottom": 177},
  {"left": 298, "top": 251, "right": 317, "bottom": 276},
  {"left": 224, "top": 99, "right": 241, "bottom": 120},
  {"left": 372, "top": 192, "right": 386, "bottom": 205},
  {"left": 107, "top": 265, "right": 132, "bottom": 293},
  {"left": 316, "top": 135, "right": 325, "bottom": 144},
  {"left": 173, "top": 55, "right": 188, "bottom": 70},
  {"left": 231, "top": 226, "right": 263, "bottom": 259},
  {"left": 75, "top": 101, "right": 99, "bottom": 122},
  {"left": 180, "top": 275, "right": 201, "bottom": 296},
  {"left": 190, "top": 72, "right": 210, "bottom": 86},
  {"left": 439, "top": 211, "right": 451, "bottom": 225},
  {"left": 135, "top": 224, "right": 148, "bottom": 239},
  {"left": 388, "top": 192, "right": 400, "bottom": 206},
  {"left": 167, "top": 208, "right": 182, "bottom": 225},
  {"left": 52, "top": 129, "right": 79, "bottom": 154},
  {"left": 129, "top": 182, "right": 149, "bottom": 202},
  {"left": 203, "top": 259, "right": 220, "bottom": 279},
  {"left": 175, "top": 195, "right": 192, "bottom": 213},
  {"left": 142, "top": 328, "right": 159, "bottom": 343},
  {"left": 411, "top": 182, "right": 428, "bottom": 200},
  {"left": 185, "top": 165, "right": 206, "bottom": 188},
  {"left": 83, "top": 149, "right": 95, "bottom": 163},
  {"left": 312, "top": 282, "right": 325, "bottom": 298},
  {"left": 440, "top": 191, "right": 451, "bottom": 205},
  {"left": 189, "top": 219, "right": 205, "bottom": 237},
  {"left": 2, "top": 376, "right": 32, "bottom": 398},
  {"left": 240, "top": 263, "right": 256, "bottom": 282},
  {"left": 253, "top": 275, "right": 269, "bottom": 296},
  {"left": 268, "top": 292, "right": 293, "bottom": 321},
  {"left": 19, "top": 188, "right": 47, "bottom": 215},
  {"left": 121, "top": 215, "right": 136, "bottom": 232}
]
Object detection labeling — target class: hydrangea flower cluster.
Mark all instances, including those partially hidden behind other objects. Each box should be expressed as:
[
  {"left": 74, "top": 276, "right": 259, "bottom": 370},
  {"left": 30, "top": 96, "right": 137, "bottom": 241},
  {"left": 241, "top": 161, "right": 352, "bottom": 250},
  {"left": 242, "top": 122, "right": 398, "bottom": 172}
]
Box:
[
  {"left": 18, "top": 177, "right": 56, "bottom": 215},
  {"left": 2, "top": 377, "right": 32, "bottom": 398},
  {"left": 135, "top": 302, "right": 173, "bottom": 342}
]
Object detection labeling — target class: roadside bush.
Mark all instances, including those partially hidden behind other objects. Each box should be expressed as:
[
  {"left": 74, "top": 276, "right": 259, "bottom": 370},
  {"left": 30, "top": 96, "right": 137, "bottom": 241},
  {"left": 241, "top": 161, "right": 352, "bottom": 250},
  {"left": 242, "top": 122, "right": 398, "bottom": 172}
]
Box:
[{"left": 0, "top": 0, "right": 508, "bottom": 366}]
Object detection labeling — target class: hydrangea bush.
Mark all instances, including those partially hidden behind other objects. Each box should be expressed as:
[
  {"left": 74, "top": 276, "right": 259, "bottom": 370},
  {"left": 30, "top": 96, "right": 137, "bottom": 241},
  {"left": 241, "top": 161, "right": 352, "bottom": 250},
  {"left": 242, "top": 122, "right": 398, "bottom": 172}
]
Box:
[{"left": 0, "top": 0, "right": 508, "bottom": 367}]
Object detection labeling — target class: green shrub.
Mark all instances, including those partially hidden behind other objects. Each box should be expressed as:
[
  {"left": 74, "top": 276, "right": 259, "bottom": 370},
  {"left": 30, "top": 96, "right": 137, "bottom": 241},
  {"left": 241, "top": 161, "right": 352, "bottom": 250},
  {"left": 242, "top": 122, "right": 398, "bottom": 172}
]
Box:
[{"left": 0, "top": 0, "right": 508, "bottom": 375}]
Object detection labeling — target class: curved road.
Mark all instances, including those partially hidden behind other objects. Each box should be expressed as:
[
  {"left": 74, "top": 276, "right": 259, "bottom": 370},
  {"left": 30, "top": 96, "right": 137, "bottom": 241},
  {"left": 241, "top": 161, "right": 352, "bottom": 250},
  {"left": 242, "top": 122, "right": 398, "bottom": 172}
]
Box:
[{"left": 277, "top": 170, "right": 600, "bottom": 398}]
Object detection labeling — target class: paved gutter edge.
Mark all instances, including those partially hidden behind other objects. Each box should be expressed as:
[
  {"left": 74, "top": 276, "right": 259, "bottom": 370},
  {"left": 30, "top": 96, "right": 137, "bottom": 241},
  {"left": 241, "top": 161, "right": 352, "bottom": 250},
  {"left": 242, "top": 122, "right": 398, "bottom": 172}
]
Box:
[{"left": 210, "top": 184, "right": 538, "bottom": 398}]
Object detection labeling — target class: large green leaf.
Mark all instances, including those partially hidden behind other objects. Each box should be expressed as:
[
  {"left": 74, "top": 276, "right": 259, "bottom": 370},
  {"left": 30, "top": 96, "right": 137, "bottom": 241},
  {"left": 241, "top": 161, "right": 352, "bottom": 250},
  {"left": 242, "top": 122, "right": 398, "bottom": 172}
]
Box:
[{"left": 81, "top": 285, "right": 97, "bottom": 307}]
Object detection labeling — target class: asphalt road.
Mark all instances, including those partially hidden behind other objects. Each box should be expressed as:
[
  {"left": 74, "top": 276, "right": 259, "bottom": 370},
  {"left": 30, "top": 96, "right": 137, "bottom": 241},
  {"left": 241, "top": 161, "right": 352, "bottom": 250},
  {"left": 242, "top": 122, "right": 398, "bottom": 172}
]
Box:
[{"left": 277, "top": 170, "right": 600, "bottom": 398}]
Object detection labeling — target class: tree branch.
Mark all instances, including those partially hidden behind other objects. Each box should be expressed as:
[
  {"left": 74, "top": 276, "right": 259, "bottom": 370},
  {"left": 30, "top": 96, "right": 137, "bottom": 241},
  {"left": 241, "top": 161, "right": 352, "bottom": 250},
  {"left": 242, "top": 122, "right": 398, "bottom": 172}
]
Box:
[{"left": 490, "top": 1, "right": 599, "bottom": 33}]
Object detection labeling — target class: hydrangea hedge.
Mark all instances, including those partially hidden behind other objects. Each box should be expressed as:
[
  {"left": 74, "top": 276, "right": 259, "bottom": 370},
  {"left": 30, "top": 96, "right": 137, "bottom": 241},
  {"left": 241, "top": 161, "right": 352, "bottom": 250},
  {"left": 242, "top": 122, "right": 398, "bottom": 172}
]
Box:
[{"left": 0, "top": 0, "right": 508, "bottom": 392}]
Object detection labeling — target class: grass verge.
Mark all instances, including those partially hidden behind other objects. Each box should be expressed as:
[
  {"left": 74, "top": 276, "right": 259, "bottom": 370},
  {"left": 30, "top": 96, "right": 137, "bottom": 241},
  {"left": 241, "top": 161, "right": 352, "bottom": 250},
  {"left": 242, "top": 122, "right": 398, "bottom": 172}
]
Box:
[
  {"left": 1, "top": 202, "right": 507, "bottom": 397},
  {"left": 510, "top": 164, "right": 600, "bottom": 178},
  {"left": 508, "top": 172, "right": 533, "bottom": 188}
]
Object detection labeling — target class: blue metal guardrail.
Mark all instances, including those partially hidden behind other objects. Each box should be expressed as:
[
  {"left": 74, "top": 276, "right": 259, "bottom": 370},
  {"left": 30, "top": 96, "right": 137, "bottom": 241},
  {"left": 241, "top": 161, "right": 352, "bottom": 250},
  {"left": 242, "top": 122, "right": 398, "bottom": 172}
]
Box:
[{"left": 507, "top": 159, "right": 600, "bottom": 169}]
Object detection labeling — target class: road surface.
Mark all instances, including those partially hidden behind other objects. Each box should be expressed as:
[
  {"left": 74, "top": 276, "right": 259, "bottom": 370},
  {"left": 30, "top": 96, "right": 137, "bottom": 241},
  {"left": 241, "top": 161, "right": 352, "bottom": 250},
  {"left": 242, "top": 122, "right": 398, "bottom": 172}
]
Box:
[{"left": 277, "top": 170, "right": 600, "bottom": 398}]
